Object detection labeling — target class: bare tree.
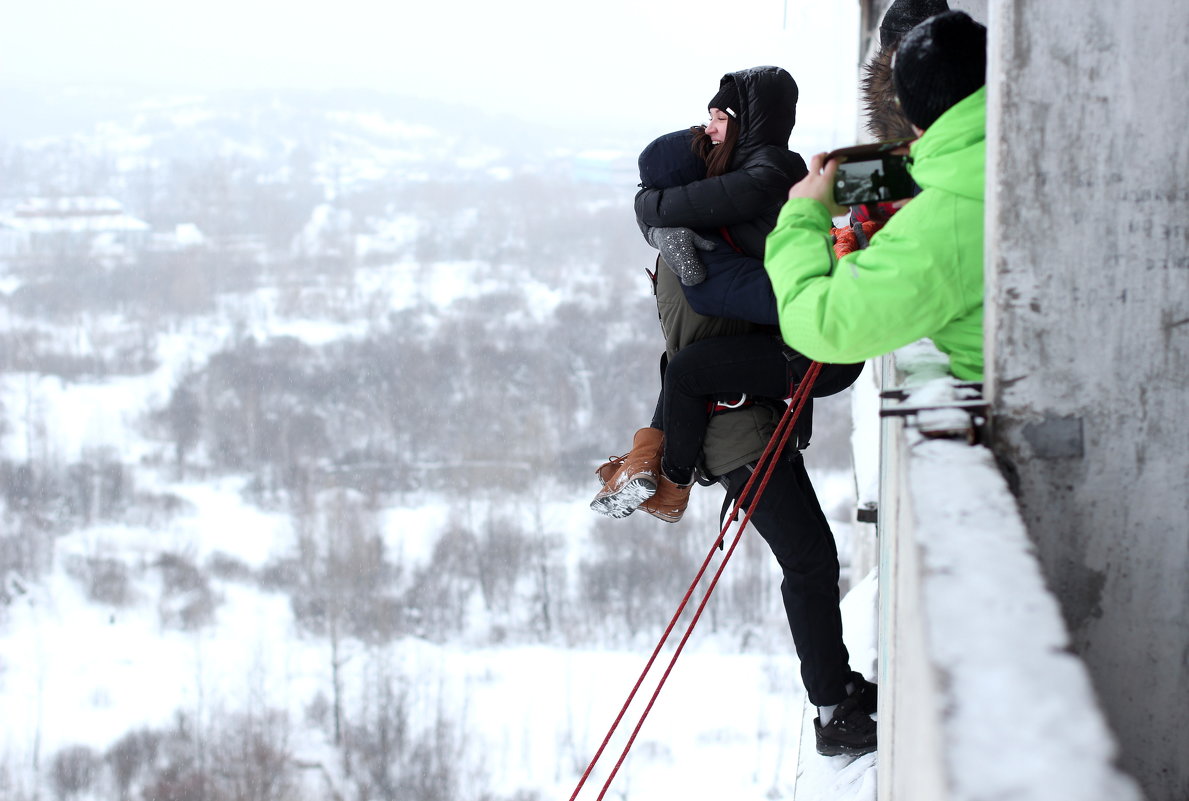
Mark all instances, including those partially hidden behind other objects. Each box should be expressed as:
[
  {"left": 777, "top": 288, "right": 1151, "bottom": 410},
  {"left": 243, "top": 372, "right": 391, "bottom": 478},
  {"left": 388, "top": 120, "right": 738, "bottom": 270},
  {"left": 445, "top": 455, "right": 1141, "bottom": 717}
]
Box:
[
  {"left": 289, "top": 488, "right": 397, "bottom": 746},
  {"left": 105, "top": 727, "right": 163, "bottom": 801},
  {"left": 207, "top": 708, "right": 299, "bottom": 801},
  {"left": 49, "top": 745, "right": 100, "bottom": 801},
  {"left": 345, "top": 659, "right": 478, "bottom": 801},
  {"left": 474, "top": 512, "right": 529, "bottom": 618},
  {"left": 161, "top": 378, "right": 202, "bottom": 481},
  {"left": 155, "top": 551, "right": 220, "bottom": 631},
  {"left": 579, "top": 516, "right": 700, "bottom": 641}
]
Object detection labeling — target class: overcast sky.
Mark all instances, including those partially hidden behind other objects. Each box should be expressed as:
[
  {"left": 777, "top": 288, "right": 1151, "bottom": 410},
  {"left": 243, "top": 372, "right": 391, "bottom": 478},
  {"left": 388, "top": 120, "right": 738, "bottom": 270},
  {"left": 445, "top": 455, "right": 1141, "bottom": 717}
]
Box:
[{"left": 3, "top": 0, "right": 860, "bottom": 152}]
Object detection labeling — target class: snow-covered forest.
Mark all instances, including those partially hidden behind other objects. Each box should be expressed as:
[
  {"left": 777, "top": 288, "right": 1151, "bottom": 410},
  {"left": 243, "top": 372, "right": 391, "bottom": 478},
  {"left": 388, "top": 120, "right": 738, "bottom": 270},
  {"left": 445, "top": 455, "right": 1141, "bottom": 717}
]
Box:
[{"left": 0, "top": 87, "right": 868, "bottom": 800}]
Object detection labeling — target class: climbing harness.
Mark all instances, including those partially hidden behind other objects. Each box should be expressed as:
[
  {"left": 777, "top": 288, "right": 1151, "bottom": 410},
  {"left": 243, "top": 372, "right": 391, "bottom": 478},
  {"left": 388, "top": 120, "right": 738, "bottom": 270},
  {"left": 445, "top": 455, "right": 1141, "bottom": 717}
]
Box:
[
  {"left": 707, "top": 338, "right": 814, "bottom": 415},
  {"left": 568, "top": 361, "right": 823, "bottom": 800},
  {"left": 711, "top": 392, "right": 750, "bottom": 411}
]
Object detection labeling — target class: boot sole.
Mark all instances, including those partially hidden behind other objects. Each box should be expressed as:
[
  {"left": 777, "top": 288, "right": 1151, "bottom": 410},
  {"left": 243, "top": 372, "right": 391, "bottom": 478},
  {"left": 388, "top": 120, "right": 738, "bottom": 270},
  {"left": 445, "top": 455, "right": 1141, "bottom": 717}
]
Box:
[
  {"left": 813, "top": 717, "right": 876, "bottom": 757},
  {"left": 815, "top": 739, "right": 877, "bottom": 757},
  {"left": 590, "top": 477, "right": 657, "bottom": 519}
]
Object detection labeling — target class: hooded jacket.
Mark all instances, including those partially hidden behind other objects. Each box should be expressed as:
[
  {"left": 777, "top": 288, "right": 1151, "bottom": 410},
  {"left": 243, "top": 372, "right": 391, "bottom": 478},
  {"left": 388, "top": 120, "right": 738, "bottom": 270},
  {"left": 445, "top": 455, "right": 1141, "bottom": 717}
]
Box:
[
  {"left": 763, "top": 86, "right": 986, "bottom": 381},
  {"left": 634, "top": 66, "right": 808, "bottom": 260}
]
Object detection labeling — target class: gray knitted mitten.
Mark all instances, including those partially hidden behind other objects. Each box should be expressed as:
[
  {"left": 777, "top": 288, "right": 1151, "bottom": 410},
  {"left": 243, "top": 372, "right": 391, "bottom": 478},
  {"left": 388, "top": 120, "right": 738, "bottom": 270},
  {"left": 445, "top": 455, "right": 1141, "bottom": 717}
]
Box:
[{"left": 645, "top": 226, "right": 715, "bottom": 286}]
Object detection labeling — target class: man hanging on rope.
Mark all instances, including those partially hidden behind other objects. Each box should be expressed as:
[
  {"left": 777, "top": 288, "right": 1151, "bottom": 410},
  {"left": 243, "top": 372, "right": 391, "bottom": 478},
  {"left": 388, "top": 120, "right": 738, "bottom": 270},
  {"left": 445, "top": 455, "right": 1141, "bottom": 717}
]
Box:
[{"left": 601, "top": 67, "right": 878, "bottom": 758}]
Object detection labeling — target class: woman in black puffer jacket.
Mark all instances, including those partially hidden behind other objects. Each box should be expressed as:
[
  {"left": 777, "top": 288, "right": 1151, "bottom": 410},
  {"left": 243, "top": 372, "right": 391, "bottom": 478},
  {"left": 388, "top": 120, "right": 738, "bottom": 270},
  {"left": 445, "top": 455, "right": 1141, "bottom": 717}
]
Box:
[{"left": 636, "top": 65, "right": 807, "bottom": 263}]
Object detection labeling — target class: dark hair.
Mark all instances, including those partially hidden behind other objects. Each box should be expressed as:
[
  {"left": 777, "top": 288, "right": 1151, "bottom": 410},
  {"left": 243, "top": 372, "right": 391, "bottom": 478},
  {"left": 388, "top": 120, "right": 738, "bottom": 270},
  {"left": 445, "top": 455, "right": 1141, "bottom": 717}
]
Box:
[{"left": 689, "top": 116, "right": 740, "bottom": 178}]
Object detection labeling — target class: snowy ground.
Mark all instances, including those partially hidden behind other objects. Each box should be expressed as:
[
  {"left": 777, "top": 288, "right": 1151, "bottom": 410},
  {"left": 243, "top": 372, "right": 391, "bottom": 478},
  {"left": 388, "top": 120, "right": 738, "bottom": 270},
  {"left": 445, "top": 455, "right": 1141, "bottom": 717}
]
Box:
[
  {"left": 0, "top": 264, "right": 879, "bottom": 799},
  {"left": 0, "top": 477, "right": 878, "bottom": 800}
]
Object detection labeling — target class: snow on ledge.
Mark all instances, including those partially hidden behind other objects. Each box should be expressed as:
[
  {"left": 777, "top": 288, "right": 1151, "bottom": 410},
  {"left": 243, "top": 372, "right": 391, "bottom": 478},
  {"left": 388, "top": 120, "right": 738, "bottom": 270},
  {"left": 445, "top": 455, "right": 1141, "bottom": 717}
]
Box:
[{"left": 893, "top": 377, "right": 1142, "bottom": 800}]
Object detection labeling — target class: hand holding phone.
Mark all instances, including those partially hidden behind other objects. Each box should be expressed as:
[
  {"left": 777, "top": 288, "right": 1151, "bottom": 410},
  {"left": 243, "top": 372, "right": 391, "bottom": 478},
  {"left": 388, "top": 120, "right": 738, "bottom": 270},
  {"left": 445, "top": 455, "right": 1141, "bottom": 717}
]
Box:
[{"left": 788, "top": 153, "right": 847, "bottom": 217}]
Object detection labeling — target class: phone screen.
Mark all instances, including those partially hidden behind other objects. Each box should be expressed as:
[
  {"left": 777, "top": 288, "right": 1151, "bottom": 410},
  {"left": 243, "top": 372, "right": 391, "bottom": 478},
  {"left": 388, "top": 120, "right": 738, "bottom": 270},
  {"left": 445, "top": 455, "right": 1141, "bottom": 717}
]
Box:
[
  {"left": 825, "top": 139, "right": 917, "bottom": 207},
  {"left": 833, "top": 155, "right": 915, "bottom": 206}
]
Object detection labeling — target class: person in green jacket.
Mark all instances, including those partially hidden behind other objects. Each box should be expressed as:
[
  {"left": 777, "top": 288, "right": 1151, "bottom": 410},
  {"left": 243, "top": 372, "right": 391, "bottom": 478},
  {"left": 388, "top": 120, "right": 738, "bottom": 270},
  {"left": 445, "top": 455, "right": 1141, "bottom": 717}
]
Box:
[{"left": 764, "top": 10, "right": 987, "bottom": 381}]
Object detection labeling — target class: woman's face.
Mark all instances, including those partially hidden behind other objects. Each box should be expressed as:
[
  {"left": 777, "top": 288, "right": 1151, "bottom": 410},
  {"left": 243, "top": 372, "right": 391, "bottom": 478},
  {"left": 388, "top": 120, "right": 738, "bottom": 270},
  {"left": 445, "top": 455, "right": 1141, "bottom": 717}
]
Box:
[{"left": 706, "top": 109, "right": 731, "bottom": 145}]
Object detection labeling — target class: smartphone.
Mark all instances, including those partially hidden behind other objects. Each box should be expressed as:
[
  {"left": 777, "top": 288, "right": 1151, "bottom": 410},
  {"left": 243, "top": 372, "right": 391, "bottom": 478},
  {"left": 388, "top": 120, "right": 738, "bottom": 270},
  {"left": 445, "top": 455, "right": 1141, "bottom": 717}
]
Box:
[{"left": 826, "top": 139, "right": 917, "bottom": 206}]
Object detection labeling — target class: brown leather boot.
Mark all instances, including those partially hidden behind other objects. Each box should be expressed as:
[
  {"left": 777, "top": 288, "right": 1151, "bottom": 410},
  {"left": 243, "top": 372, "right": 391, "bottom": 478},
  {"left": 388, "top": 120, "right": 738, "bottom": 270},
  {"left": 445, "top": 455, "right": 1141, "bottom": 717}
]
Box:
[
  {"left": 594, "top": 457, "right": 618, "bottom": 486},
  {"left": 590, "top": 427, "right": 663, "bottom": 519},
  {"left": 638, "top": 473, "right": 693, "bottom": 524}
]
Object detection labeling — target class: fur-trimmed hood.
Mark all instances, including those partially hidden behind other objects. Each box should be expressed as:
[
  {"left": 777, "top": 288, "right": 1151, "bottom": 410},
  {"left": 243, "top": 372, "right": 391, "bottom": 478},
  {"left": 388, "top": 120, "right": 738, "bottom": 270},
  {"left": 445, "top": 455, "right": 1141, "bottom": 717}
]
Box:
[
  {"left": 863, "top": 0, "right": 952, "bottom": 141},
  {"left": 860, "top": 46, "right": 917, "bottom": 141}
]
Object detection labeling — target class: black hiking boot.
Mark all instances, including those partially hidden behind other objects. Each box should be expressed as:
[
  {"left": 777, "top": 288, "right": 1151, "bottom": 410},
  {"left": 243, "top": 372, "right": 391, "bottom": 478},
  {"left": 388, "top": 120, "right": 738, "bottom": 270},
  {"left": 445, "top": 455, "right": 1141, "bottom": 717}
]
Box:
[
  {"left": 848, "top": 670, "right": 878, "bottom": 716},
  {"left": 814, "top": 686, "right": 877, "bottom": 757}
]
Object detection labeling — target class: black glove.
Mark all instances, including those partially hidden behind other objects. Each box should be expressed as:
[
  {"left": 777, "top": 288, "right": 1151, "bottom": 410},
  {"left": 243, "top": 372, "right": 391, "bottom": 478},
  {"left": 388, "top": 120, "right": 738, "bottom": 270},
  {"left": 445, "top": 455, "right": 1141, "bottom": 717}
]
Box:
[{"left": 645, "top": 226, "right": 716, "bottom": 286}]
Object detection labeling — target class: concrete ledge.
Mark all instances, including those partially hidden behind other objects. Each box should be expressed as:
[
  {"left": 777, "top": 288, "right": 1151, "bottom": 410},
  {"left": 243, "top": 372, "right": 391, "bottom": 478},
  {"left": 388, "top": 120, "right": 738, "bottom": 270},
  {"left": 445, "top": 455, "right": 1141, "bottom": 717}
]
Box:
[{"left": 877, "top": 347, "right": 1140, "bottom": 801}]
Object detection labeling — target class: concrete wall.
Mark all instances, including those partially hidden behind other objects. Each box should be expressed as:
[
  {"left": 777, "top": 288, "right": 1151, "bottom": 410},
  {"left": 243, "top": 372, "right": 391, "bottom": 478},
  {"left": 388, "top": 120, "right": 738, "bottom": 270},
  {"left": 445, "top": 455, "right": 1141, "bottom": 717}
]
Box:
[{"left": 985, "top": 3, "right": 1189, "bottom": 800}]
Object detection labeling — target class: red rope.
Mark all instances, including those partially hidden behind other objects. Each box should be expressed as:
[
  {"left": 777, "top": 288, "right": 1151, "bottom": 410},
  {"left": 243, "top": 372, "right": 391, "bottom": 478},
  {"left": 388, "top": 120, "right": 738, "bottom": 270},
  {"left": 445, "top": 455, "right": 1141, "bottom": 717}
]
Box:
[{"left": 569, "top": 361, "right": 823, "bottom": 800}]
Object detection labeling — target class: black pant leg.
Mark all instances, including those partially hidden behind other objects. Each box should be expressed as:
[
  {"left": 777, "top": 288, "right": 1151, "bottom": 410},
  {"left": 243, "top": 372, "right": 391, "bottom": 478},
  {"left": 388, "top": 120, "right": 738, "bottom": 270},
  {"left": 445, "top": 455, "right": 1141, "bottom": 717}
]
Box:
[
  {"left": 662, "top": 335, "right": 792, "bottom": 473},
  {"left": 649, "top": 353, "right": 666, "bottom": 431},
  {"left": 726, "top": 453, "right": 852, "bottom": 707}
]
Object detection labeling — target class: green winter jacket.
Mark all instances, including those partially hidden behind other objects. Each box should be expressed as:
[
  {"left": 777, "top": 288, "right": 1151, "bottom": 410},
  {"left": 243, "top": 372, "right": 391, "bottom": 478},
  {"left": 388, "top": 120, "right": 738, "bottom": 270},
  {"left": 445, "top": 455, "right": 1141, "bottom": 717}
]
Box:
[{"left": 763, "top": 86, "right": 986, "bottom": 380}]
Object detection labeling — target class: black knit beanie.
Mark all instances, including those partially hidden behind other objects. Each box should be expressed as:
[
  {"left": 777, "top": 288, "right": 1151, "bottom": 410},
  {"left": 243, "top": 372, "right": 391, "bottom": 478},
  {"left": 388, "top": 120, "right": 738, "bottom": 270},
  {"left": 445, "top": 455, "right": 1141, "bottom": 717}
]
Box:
[
  {"left": 708, "top": 82, "right": 740, "bottom": 118},
  {"left": 880, "top": 0, "right": 950, "bottom": 48},
  {"left": 892, "top": 10, "right": 986, "bottom": 129}
]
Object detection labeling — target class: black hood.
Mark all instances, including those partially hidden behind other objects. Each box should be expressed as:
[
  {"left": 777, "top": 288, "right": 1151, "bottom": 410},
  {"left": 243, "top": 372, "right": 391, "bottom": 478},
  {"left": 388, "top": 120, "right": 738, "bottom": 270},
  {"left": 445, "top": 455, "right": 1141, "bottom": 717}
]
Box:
[{"left": 714, "top": 65, "right": 799, "bottom": 155}]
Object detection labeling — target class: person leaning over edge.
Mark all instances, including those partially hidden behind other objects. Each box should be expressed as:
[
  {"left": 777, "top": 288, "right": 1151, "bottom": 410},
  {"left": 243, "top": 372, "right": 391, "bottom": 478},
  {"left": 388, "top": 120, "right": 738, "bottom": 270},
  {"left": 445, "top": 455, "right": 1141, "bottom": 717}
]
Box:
[{"left": 763, "top": 10, "right": 988, "bottom": 382}]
